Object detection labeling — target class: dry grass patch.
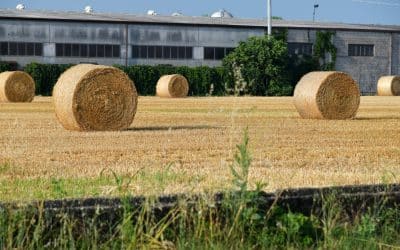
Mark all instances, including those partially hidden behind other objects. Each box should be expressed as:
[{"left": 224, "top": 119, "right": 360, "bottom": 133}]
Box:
[{"left": 0, "top": 96, "right": 400, "bottom": 201}]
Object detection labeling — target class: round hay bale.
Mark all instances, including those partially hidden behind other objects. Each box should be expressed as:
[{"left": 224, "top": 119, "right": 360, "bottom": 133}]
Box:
[
  {"left": 53, "top": 64, "right": 138, "bottom": 131},
  {"left": 377, "top": 76, "right": 400, "bottom": 96},
  {"left": 293, "top": 71, "right": 360, "bottom": 120},
  {"left": 156, "top": 74, "right": 189, "bottom": 98},
  {"left": 0, "top": 71, "right": 35, "bottom": 102}
]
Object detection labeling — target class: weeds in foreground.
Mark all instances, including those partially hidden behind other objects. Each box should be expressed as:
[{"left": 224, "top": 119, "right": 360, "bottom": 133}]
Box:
[{"left": 0, "top": 130, "right": 399, "bottom": 249}]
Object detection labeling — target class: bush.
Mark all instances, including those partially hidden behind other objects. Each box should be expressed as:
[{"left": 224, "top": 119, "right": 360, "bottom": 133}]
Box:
[
  {"left": 24, "top": 62, "right": 73, "bottom": 96},
  {"left": 115, "top": 64, "right": 230, "bottom": 96},
  {"left": 0, "top": 62, "right": 14, "bottom": 73},
  {"left": 222, "top": 35, "right": 292, "bottom": 96}
]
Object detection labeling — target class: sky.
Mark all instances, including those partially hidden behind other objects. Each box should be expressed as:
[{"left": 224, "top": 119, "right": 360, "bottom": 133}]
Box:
[{"left": 1, "top": 0, "right": 399, "bottom": 25}]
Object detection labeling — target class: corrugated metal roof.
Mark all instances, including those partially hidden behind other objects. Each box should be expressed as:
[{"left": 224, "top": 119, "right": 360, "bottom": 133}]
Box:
[{"left": 1, "top": 8, "right": 399, "bottom": 32}]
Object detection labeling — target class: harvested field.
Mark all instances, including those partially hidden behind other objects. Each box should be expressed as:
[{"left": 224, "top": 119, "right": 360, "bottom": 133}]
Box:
[{"left": 1, "top": 96, "right": 400, "bottom": 201}]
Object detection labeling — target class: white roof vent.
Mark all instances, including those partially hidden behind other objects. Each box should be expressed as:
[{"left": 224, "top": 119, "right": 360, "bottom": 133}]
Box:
[
  {"left": 16, "top": 4, "right": 25, "bottom": 10},
  {"left": 84, "top": 6, "right": 93, "bottom": 14},
  {"left": 147, "top": 10, "right": 158, "bottom": 16},
  {"left": 211, "top": 9, "right": 233, "bottom": 18},
  {"left": 172, "top": 12, "right": 183, "bottom": 16}
]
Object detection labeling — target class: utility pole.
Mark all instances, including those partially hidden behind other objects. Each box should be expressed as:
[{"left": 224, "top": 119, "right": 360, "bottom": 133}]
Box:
[
  {"left": 267, "top": 0, "right": 272, "bottom": 36},
  {"left": 313, "top": 4, "right": 319, "bottom": 22}
]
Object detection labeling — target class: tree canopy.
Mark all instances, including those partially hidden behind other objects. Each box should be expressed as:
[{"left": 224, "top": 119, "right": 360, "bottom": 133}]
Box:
[{"left": 222, "top": 36, "right": 293, "bottom": 96}]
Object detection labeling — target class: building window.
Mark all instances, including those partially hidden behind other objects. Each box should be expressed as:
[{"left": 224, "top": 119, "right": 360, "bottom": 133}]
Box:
[
  {"left": 288, "top": 43, "right": 313, "bottom": 56},
  {"left": 55, "top": 43, "right": 120, "bottom": 58},
  {"left": 132, "top": 45, "right": 193, "bottom": 60},
  {"left": 348, "top": 44, "right": 374, "bottom": 57},
  {"left": 204, "top": 47, "right": 235, "bottom": 60},
  {"left": 0, "top": 42, "right": 8, "bottom": 55},
  {"left": 0, "top": 42, "right": 42, "bottom": 56}
]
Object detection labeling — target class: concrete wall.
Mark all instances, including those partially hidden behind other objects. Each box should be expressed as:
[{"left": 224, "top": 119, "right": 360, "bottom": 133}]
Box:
[
  {"left": 0, "top": 18, "right": 399, "bottom": 95},
  {"left": 392, "top": 33, "right": 400, "bottom": 76},
  {"left": 287, "top": 29, "right": 393, "bottom": 95},
  {"left": 287, "top": 29, "right": 316, "bottom": 43},
  {"left": 0, "top": 19, "right": 265, "bottom": 67},
  {"left": 0, "top": 20, "right": 49, "bottom": 66},
  {"left": 127, "top": 24, "right": 264, "bottom": 67},
  {"left": 334, "top": 30, "right": 391, "bottom": 95}
]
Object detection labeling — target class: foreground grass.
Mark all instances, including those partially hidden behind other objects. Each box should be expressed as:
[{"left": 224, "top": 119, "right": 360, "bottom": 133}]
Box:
[
  {"left": 1, "top": 130, "right": 400, "bottom": 249},
  {"left": 1, "top": 198, "right": 400, "bottom": 249}
]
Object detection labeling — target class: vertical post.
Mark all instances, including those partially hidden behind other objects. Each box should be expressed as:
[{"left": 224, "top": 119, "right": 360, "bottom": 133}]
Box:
[
  {"left": 125, "top": 24, "right": 128, "bottom": 67},
  {"left": 267, "top": 0, "right": 272, "bottom": 36},
  {"left": 313, "top": 8, "right": 315, "bottom": 22},
  {"left": 313, "top": 4, "right": 319, "bottom": 22}
]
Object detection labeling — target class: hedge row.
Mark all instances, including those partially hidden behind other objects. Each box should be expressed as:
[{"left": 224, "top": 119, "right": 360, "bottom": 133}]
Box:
[
  {"left": 115, "top": 65, "right": 231, "bottom": 96},
  {"left": 20, "top": 63, "right": 232, "bottom": 96},
  {"left": 0, "top": 62, "right": 14, "bottom": 73},
  {"left": 0, "top": 62, "right": 295, "bottom": 96},
  {"left": 24, "top": 63, "right": 73, "bottom": 96}
]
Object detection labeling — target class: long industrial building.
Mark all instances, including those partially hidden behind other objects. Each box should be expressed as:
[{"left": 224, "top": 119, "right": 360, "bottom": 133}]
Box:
[{"left": 0, "top": 8, "right": 399, "bottom": 94}]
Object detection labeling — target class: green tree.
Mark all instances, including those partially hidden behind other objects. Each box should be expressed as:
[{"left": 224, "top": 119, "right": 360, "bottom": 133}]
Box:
[
  {"left": 314, "top": 31, "right": 337, "bottom": 70},
  {"left": 222, "top": 35, "right": 292, "bottom": 96}
]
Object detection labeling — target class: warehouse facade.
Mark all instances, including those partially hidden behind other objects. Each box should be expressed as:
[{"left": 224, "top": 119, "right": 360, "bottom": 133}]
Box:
[{"left": 0, "top": 9, "right": 399, "bottom": 94}]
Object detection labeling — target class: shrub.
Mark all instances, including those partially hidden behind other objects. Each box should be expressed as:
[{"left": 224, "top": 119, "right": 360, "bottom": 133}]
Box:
[
  {"left": 116, "top": 64, "right": 229, "bottom": 96},
  {"left": 24, "top": 62, "right": 73, "bottom": 96},
  {"left": 0, "top": 62, "right": 13, "bottom": 73},
  {"left": 222, "top": 35, "right": 292, "bottom": 96}
]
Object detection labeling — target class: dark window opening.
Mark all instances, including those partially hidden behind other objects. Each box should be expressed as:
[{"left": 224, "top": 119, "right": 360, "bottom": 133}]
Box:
[
  {"left": 112, "top": 45, "right": 120, "bottom": 58},
  {"left": 148, "top": 46, "right": 155, "bottom": 59},
  {"left": 105, "top": 44, "right": 112, "bottom": 57},
  {"left": 80, "top": 44, "right": 88, "bottom": 57},
  {"left": 155, "top": 46, "right": 163, "bottom": 58},
  {"left": 171, "top": 46, "right": 178, "bottom": 59},
  {"left": 26, "top": 43, "right": 34, "bottom": 56},
  {"left": 288, "top": 43, "right": 313, "bottom": 56},
  {"left": 0, "top": 42, "right": 8, "bottom": 55},
  {"left": 64, "top": 44, "right": 72, "bottom": 57},
  {"left": 56, "top": 44, "right": 63, "bottom": 57},
  {"left": 215, "top": 47, "right": 225, "bottom": 60},
  {"left": 348, "top": 44, "right": 374, "bottom": 57},
  {"left": 204, "top": 47, "right": 234, "bottom": 60},
  {"left": 163, "top": 46, "right": 171, "bottom": 59},
  {"left": 17, "top": 43, "right": 26, "bottom": 56},
  {"left": 131, "top": 45, "right": 193, "bottom": 60},
  {"left": 178, "top": 47, "right": 185, "bottom": 59},
  {"left": 55, "top": 43, "right": 119, "bottom": 58},
  {"left": 225, "top": 48, "right": 234, "bottom": 55},
  {"left": 34, "top": 43, "right": 42, "bottom": 56},
  {"left": 96, "top": 44, "right": 105, "bottom": 57},
  {"left": 72, "top": 44, "right": 80, "bottom": 57},
  {"left": 132, "top": 46, "right": 139, "bottom": 58},
  {"left": 185, "top": 47, "right": 192, "bottom": 59},
  {"left": 0, "top": 42, "right": 42, "bottom": 56},
  {"left": 89, "top": 45, "right": 97, "bottom": 57},
  {"left": 9, "top": 42, "right": 17, "bottom": 56},
  {"left": 139, "top": 46, "right": 147, "bottom": 58},
  {"left": 204, "top": 47, "right": 214, "bottom": 60}
]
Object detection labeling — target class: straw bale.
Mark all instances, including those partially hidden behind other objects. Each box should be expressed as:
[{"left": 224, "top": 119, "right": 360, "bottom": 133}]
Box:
[
  {"left": 53, "top": 64, "right": 138, "bottom": 131},
  {"left": 0, "top": 71, "right": 35, "bottom": 102},
  {"left": 377, "top": 76, "right": 400, "bottom": 96},
  {"left": 294, "top": 71, "right": 360, "bottom": 119},
  {"left": 156, "top": 74, "right": 189, "bottom": 98}
]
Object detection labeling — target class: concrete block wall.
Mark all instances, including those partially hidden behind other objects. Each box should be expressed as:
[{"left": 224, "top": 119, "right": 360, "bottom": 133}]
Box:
[
  {"left": 128, "top": 24, "right": 264, "bottom": 67},
  {"left": 287, "top": 29, "right": 316, "bottom": 43},
  {"left": 334, "top": 31, "right": 392, "bottom": 95},
  {"left": 392, "top": 34, "right": 400, "bottom": 75},
  {"left": 287, "top": 29, "right": 394, "bottom": 95},
  {"left": 0, "top": 19, "right": 265, "bottom": 68},
  {"left": 0, "top": 18, "right": 399, "bottom": 95}
]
